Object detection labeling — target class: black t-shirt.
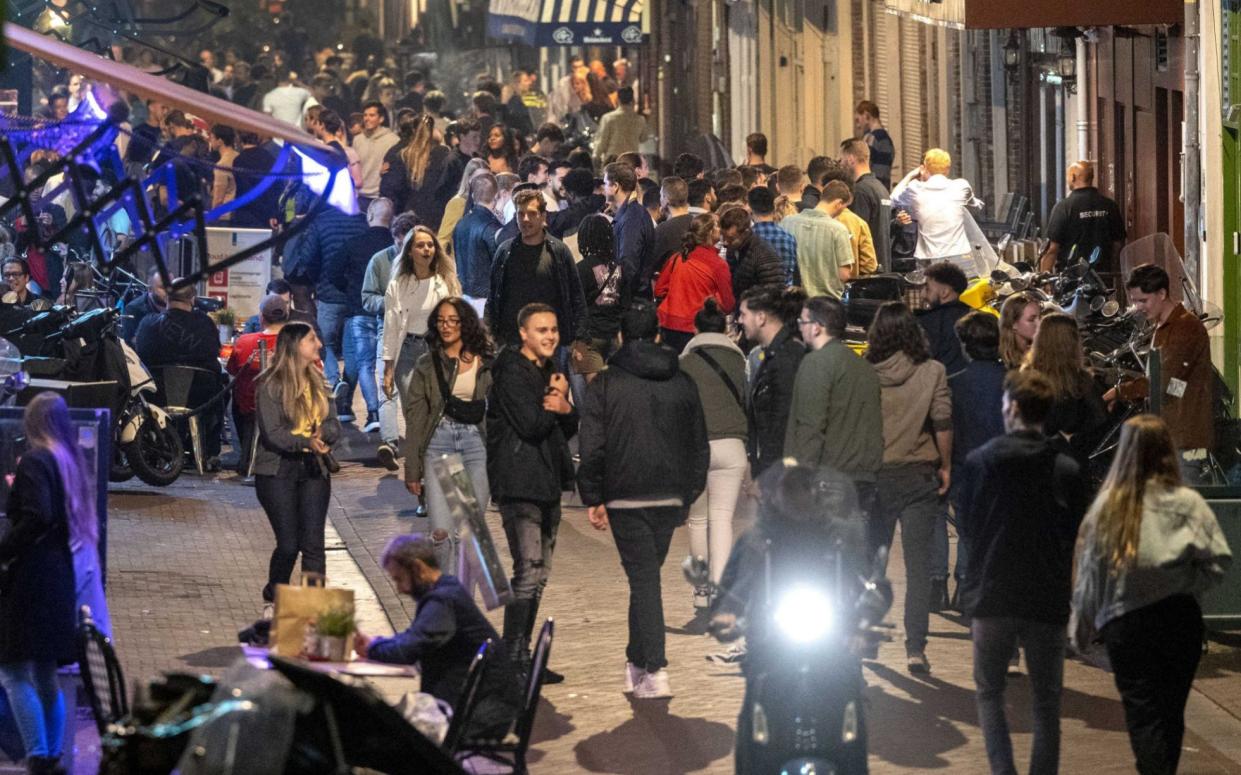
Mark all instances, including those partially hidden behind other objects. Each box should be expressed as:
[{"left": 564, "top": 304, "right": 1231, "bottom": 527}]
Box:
[
  {"left": 1045, "top": 187, "right": 1126, "bottom": 270},
  {"left": 231, "top": 146, "right": 280, "bottom": 228},
  {"left": 498, "top": 241, "right": 558, "bottom": 345},
  {"left": 849, "top": 173, "right": 889, "bottom": 251}
]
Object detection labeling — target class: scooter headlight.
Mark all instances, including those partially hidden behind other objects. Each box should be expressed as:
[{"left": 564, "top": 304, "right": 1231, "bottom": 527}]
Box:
[{"left": 773, "top": 585, "right": 834, "bottom": 644}]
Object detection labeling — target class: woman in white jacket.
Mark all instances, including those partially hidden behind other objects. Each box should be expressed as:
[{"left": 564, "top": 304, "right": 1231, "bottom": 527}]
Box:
[
  {"left": 1071, "top": 414, "right": 1231, "bottom": 775},
  {"left": 382, "top": 225, "right": 461, "bottom": 439}
]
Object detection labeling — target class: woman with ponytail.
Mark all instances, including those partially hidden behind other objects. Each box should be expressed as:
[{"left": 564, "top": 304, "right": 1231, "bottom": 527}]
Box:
[
  {"left": 653, "top": 212, "right": 735, "bottom": 352},
  {"left": 0, "top": 392, "right": 99, "bottom": 773},
  {"left": 380, "top": 112, "right": 453, "bottom": 229}
]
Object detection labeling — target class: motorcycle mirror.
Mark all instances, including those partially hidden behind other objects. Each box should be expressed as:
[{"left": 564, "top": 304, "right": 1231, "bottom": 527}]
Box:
[
  {"left": 1009, "top": 276, "right": 1030, "bottom": 292},
  {"left": 989, "top": 269, "right": 1010, "bottom": 286},
  {"left": 1090, "top": 295, "right": 1107, "bottom": 312},
  {"left": 1101, "top": 300, "right": 1120, "bottom": 318},
  {"left": 903, "top": 269, "right": 926, "bottom": 285}
]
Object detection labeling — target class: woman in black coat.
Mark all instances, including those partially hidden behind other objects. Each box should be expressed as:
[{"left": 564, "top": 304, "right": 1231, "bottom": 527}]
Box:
[
  {"left": 379, "top": 113, "right": 453, "bottom": 231},
  {"left": 0, "top": 392, "right": 94, "bottom": 774}
]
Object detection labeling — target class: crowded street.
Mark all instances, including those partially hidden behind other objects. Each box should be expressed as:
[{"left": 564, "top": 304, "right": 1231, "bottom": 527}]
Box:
[{"left": 0, "top": 0, "right": 1239, "bottom": 772}]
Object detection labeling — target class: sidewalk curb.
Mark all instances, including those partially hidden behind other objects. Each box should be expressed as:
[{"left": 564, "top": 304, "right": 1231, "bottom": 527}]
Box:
[{"left": 326, "top": 489, "right": 413, "bottom": 628}]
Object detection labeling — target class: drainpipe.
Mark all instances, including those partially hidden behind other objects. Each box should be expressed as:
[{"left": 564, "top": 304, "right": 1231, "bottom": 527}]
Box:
[
  {"left": 1185, "top": 1, "right": 1202, "bottom": 285},
  {"left": 1075, "top": 33, "right": 1090, "bottom": 160}
]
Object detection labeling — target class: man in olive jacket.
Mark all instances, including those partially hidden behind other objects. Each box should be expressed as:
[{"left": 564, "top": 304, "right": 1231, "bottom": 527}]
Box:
[{"left": 578, "top": 301, "right": 709, "bottom": 698}]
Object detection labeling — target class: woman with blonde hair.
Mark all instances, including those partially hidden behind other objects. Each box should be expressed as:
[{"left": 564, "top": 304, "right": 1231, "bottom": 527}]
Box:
[
  {"left": 383, "top": 225, "right": 461, "bottom": 428},
  {"left": 0, "top": 393, "right": 101, "bottom": 773},
  {"left": 1023, "top": 312, "right": 1106, "bottom": 468},
  {"left": 1071, "top": 414, "right": 1230, "bottom": 774},
  {"left": 253, "top": 323, "right": 342, "bottom": 607},
  {"left": 437, "top": 157, "right": 492, "bottom": 252},
  {"left": 998, "top": 291, "right": 1041, "bottom": 370},
  {"left": 380, "top": 112, "right": 453, "bottom": 229}
]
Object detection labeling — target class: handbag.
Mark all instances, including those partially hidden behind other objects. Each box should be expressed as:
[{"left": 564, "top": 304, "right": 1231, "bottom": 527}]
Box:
[{"left": 432, "top": 351, "right": 486, "bottom": 425}]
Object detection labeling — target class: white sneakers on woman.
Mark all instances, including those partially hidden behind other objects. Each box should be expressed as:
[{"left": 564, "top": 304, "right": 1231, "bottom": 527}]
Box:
[{"left": 623, "top": 662, "right": 674, "bottom": 699}]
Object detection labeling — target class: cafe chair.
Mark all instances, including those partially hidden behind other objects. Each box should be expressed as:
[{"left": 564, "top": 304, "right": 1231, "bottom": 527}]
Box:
[
  {"left": 443, "top": 639, "right": 493, "bottom": 756},
  {"left": 153, "top": 365, "right": 228, "bottom": 475},
  {"left": 77, "top": 605, "right": 128, "bottom": 735},
  {"left": 457, "top": 619, "right": 554, "bottom": 774}
]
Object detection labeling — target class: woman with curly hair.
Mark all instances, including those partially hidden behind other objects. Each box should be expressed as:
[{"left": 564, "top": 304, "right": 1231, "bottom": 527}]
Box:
[
  {"left": 383, "top": 226, "right": 462, "bottom": 435},
  {"left": 865, "top": 300, "right": 952, "bottom": 675},
  {"left": 403, "top": 297, "right": 494, "bottom": 572},
  {"left": 573, "top": 213, "right": 629, "bottom": 380},
  {"left": 484, "top": 124, "right": 519, "bottom": 174},
  {"left": 380, "top": 112, "right": 454, "bottom": 229}
]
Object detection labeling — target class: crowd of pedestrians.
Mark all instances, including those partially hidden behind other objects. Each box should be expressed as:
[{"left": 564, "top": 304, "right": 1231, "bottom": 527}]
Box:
[{"left": 15, "top": 41, "right": 1237, "bottom": 774}]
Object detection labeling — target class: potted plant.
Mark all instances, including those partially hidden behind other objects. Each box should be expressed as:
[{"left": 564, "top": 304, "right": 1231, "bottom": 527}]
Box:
[
  {"left": 313, "top": 606, "right": 354, "bottom": 662},
  {"left": 211, "top": 308, "right": 237, "bottom": 345}
]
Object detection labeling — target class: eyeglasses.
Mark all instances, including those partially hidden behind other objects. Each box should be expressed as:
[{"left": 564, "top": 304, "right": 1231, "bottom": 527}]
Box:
[
  {"left": 2, "top": 272, "right": 25, "bottom": 280},
  {"left": 796, "top": 318, "right": 816, "bottom": 327},
  {"left": 436, "top": 317, "right": 461, "bottom": 328}
]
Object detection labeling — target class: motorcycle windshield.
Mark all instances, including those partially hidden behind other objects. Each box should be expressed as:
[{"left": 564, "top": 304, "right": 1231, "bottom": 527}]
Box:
[{"left": 1118, "top": 233, "right": 1196, "bottom": 313}]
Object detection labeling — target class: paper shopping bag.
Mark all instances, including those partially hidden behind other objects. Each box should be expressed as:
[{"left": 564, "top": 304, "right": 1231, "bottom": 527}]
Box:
[{"left": 271, "top": 575, "right": 355, "bottom": 657}]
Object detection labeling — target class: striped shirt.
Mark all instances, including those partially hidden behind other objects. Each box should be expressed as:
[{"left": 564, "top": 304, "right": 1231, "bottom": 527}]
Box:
[
  {"left": 753, "top": 221, "right": 800, "bottom": 286},
  {"left": 780, "top": 209, "right": 854, "bottom": 299}
]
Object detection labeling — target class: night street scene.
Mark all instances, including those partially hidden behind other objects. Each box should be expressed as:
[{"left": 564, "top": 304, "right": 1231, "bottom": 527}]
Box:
[{"left": 1, "top": 0, "right": 1241, "bottom": 772}]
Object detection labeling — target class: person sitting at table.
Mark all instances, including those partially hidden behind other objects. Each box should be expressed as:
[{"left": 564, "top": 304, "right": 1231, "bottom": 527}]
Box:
[{"left": 355, "top": 535, "right": 522, "bottom": 739}]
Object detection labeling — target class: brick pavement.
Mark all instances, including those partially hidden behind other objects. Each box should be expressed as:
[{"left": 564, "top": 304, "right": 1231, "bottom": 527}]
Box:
[{"left": 96, "top": 423, "right": 1241, "bottom": 774}]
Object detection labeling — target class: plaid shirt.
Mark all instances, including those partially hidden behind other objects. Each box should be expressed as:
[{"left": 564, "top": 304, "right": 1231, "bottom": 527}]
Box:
[{"left": 753, "top": 221, "right": 800, "bottom": 286}]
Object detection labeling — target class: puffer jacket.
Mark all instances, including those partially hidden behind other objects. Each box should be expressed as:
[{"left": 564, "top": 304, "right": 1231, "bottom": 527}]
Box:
[
  {"left": 872, "top": 351, "right": 951, "bottom": 467},
  {"left": 403, "top": 350, "right": 494, "bottom": 484},
  {"left": 727, "top": 232, "right": 786, "bottom": 301},
  {"left": 577, "top": 340, "right": 709, "bottom": 507}
]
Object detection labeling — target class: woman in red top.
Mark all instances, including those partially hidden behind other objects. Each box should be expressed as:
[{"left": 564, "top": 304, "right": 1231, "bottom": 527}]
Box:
[
  {"left": 227, "top": 294, "right": 289, "bottom": 475},
  {"left": 654, "top": 213, "right": 736, "bottom": 352}
]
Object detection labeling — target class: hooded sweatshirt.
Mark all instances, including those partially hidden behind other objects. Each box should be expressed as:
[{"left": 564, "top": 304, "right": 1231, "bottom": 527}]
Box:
[
  {"left": 577, "top": 340, "right": 710, "bottom": 508},
  {"left": 872, "top": 351, "right": 952, "bottom": 467}
]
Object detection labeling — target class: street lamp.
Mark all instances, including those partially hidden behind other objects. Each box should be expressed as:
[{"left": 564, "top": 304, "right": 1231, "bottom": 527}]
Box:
[
  {"left": 1003, "top": 31, "right": 1021, "bottom": 71},
  {"left": 1057, "top": 41, "right": 1077, "bottom": 93}
]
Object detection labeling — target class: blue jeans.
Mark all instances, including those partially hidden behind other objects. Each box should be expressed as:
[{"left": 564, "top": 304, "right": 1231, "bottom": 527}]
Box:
[
  {"left": 0, "top": 661, "right": 64, "bottom": 758},
  {"left": 346, "top": 315, "right": 379, "bottom": 415},
  {"left": 972, "top": 617, "right": 1065, "bottom": 775},
  {"left": 421, "top": 419, "right": 489, "bottom": 575},
  {"left": 377, "top": 319, "right": 400, "bottom": 446},
  {"left": 317, "top": 301, "right": 356, "bottom": 400}
]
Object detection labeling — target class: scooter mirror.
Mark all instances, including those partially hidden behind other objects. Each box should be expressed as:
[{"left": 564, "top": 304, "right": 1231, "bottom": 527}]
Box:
[
  {"left": 989, "top": 269, "right": 1010, "bottom": 286},
  {"left": 1090, "top": 295, "right": 1107, "bottom": 312},
  {"left": 903, "top": 270, "right": 926, "bottom": 285}
]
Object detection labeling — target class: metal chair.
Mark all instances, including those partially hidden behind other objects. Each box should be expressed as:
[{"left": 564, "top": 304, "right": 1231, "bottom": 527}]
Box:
[
  {"left": 458, "top": 619, "right": 554, "bottom": 774},
  {"left": 443, "top": 639, "right": 493, "bottom": 756},
  {"left": 153, "top": 365, "right": 226, "bottom": 475},
  {"left": 77, "top": 605, "right": 128, "bottom": 735}
]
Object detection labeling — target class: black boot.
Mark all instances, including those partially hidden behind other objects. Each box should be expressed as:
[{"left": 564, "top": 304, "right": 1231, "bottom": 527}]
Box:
[
  {"left": 503, "top": 599, "right": 533, "bottom": 675},
  {"left": 525, "top": 596, "right": 564, "bottom": 684}
]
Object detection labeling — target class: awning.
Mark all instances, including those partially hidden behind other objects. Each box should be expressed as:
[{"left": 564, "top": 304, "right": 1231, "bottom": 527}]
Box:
[
  {"left": 883, "top": 0, "right": 1181, "bottom": 29},
  {"left": 488, "top": 0, "right": 645, "bottom": 47}
]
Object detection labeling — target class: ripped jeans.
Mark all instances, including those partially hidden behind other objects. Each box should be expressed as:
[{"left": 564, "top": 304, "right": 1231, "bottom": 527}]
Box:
[{"left": 499, "top": 499, "right": 561, "bottom": 602}]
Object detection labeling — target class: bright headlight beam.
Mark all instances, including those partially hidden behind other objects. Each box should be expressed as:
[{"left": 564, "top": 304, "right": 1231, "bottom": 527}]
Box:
[{"left": 774, "top": 585, "right": 834, "bottom": 644}]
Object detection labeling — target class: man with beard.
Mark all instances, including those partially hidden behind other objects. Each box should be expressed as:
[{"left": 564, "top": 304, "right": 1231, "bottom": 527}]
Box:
[
  {"left": 355, "top": 535, "right": 520, "bottom": 738},
  {"left": 916, "top": 261, "right": 970, "bottom": 378}
]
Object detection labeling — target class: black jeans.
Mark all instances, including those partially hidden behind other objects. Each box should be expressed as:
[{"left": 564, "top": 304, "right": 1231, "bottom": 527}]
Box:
[
  {"left": 1103, "top": 594, "right": 1204, "bottom": 775},
  {"left": 499, "top": 499, "right": 562, "bottom": 602},
  {"left": 609, "top": 506, "right": 683, "bottom": 672},
  {"left": 255, "top": 463, "right": 331, "bottom": 602},
  {"left": 232, "top": 403, "right": 255, "bottom": 474}
]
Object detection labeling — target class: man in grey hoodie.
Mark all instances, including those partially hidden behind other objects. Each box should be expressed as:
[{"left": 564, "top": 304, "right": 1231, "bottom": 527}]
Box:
[{"left": 865, "top": 301, "right": 952, "bottom": 675}]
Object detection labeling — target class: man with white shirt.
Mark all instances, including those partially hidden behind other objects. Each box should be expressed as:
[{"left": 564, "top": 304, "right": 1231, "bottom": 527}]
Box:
[
  {"left": 260, "top": 71, "right": 311, "bottom": 127},
  {"left": 890, "top": 148, "right": 983, "bottom": 276}
]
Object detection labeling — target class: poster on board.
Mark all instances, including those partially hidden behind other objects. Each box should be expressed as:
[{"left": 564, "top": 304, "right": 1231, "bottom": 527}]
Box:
[{"left": 205, "top": 227, "right": 272, "bottom": 320}]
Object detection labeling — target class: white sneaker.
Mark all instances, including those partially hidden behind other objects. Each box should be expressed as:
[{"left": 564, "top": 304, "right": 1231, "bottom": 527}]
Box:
[
  {"left": 261, "top": 603, "right": 274, "bottom": 621},
  {"left": 622, "top": 662, "right": 643, "bottom": 693},
  {"left": 633, "top": 668, "right": 673, "bottom": 699}
]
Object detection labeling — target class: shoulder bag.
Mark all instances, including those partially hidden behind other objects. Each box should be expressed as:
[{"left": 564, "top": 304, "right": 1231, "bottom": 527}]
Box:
[{"left": 432, "top": 351, "right": 487, "bottom": 425}]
